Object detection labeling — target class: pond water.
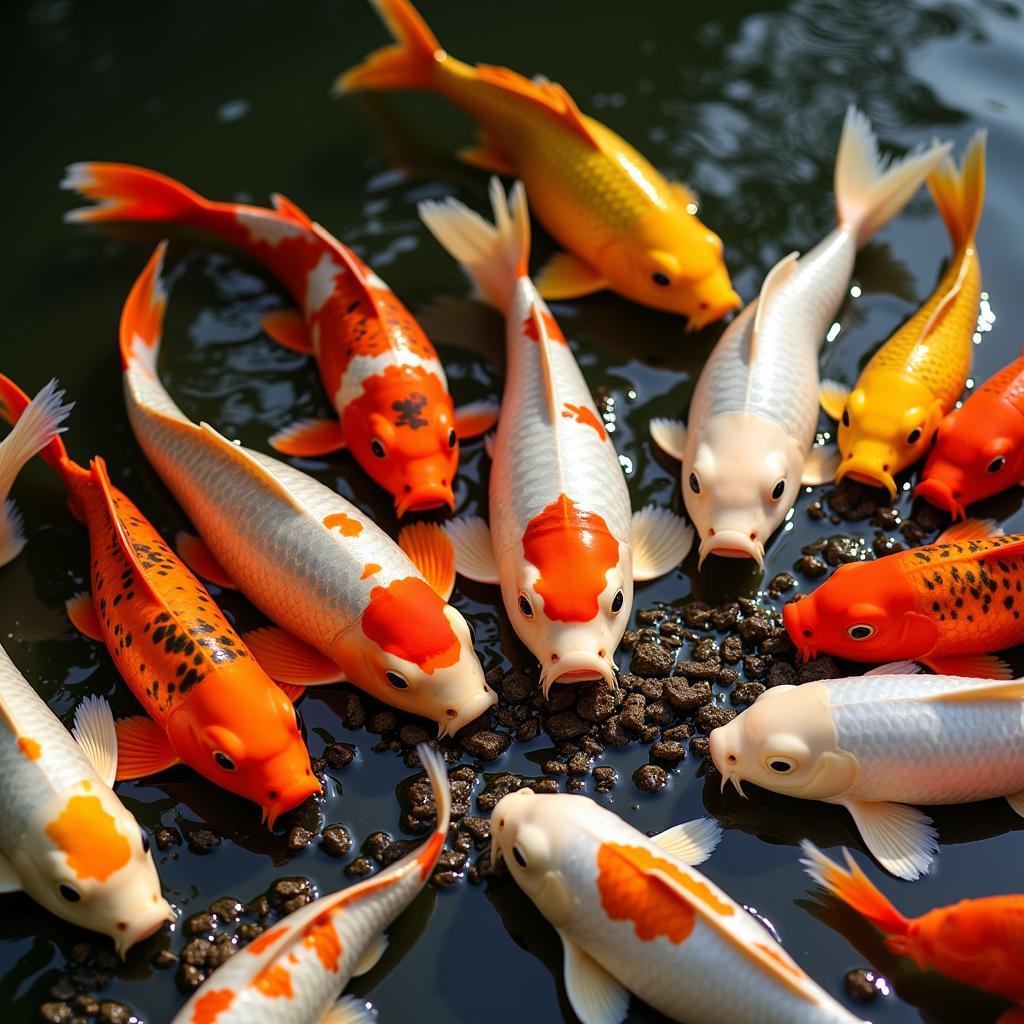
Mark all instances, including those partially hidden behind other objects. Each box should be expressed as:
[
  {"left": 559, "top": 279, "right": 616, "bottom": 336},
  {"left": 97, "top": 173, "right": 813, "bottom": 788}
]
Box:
[{"left": 3, "top": 0, "right": 1023, "bottom": 1021}]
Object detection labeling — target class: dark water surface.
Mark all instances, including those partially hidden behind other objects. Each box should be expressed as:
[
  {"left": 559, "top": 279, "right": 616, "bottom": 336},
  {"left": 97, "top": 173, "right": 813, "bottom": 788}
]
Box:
[{"left": 5, "top": 0, "right": 1024, "bottom": 1021}]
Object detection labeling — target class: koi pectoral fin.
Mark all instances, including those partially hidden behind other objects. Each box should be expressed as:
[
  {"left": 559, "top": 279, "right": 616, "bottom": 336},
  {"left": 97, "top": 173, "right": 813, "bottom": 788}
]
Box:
[
  {"left": 819, "top": 380, "right": 850, "bottom": 421},
  {"left": 842, "top": 799, "right": 938, "bottom": 881},
  {"left": 648, "top": 417, "right": 687, "bottom": 462},
  {"left": 631, "top": 506, "right": 693, "bottom": 581},
  {"left": 935, "top": 517, "right": 1003, "bottom": 543},
  {"left": 260, "top": 309, "right": 314, "bottom": 355},
  {"left": 445, "top": 516, "right": 499, "bottom": 585},
  {"left": 454, "top": 399, "right": 499, "bottom": 440},
  {"left": 651, "top": 817, "right": 723, "bottom": 865},
  {"left": 560, "top": 933, "right": 630, "bottom": 1024},
  {"left": 114, "top": 717, "right": 180, "bottom": 781},
  {"left": 458, "top": 135, "right": 517, "bottom": 176},
  {"left": 72, "top": 695, "right": 118, "bottom": 787},
  {"left": 535, "top": 251, "right": 607, "bottom": 300},
  {"left": 919, "top": 653, "right": 1014, "bottom": 680},
  {"left": 801, "top": 444, "right": 841, "bottom": 486},
  {"left": 269, "top": 418, "right": 347, "bottom": 458},
  {"left": 66, "top": 591, "right": 103, "bottom": 642},
  {"left": 320, "top": 995, "right": 377, "bottom": 1024},
  {"left": 275, "top": 682, "right": 307, "bottom": 704},
  {"left": 352, "top": 933, "right": 388, "bottom": 977},
  {"left": 243, "top": 627, "right": 347, "bottom": 686},
  {"left": 175, "top": 532, "right": 238, "bottom": 590},
  {"left": 1007, "top": 790, "right": 1024, "bottom": 818},
  {"left": 0, "top": 850, "right": 23, "bottom": 893},
  {"left": 398, "top": 523, "right": 455, "bottom": 601}
]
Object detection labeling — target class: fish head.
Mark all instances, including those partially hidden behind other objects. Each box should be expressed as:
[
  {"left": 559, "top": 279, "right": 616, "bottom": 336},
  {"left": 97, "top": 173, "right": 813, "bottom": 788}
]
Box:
[
  {"left": 684, "top": 414, "right": 805, "bottom": 568},
  {"left": 343, "top": 368, "right": 458, "bottom": 516},
  {"left": 340, "top": 578, "right": 496, "bottom": 736},
  {"left": 499, "top": 512, "right": 627, "bottom": 694},
  {"left": 917, "top": 402, "right": 1020, "bottom": 518},
  {"left": 835, "top": 380, "right": 943, "bottom": 497},
  {"left": 600, "top": 207, "right": 740, "bottom": 327},
  {"left": 782, "top": 561, "right": 929, "bottom": 662},
  {"left": 23, "top": 789, "right": 174, "bottom": 955},
  {"left": 709, "top": 682, "right": 858, "bottom": 801},
  {"left": 165, "top": 661, "right": 320, "bottom": 827}
]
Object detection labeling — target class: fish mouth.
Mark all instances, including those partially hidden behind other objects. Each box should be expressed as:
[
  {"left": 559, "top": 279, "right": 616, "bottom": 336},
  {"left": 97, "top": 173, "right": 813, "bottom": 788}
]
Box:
[
  {"left": 781, "top": 602, "right": 816, "bottom": 661},
  {"left": 914, "top": 477, "right": 966, "bottom": 521},
  {"left": 836, "top": 456, "right": 897, "bottom": 499},
  {"left": 262, "top": 775, "right": 322, "bottom": 830},
  {"left": 395, "top": 484, "right": 456, "bottom": 518},
  {"left": 116, "top": 901, "right": 176, "bottom": 958},
  {"left": 709, "top": 731, "right": 747, "bottom": 797},
  {"left": 539, "top": 652, "right": 616, "bottom": 698},
  {"left": 437, "top": 687, "right": 498, "bottom": 739},
  {"left": 685, "top": 291, "right": 741, "bottom": 332},
  {"left": 698, "top": 530, "right": 765, "bottom": 570}
]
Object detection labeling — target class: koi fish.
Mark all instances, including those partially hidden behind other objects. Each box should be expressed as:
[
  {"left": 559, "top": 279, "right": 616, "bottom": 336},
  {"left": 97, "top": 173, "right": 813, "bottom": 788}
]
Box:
[
  {"left": 491, "top": 789, "right": 863, "bottom": 1024},
  {"left": 173, "top": 743, "right": 450, "bottom": 1024},
  {"left": 710, "top": 663, "right": 1024, "bottom": 880},
  {"left": 783, "top": 519, "right": 1024, "bottom": 678},
  {"left": 338, "top": 0, "right": 740, "bottom": 327},
  {"left": 821, "top": 132, "right": 986, "bottom": 496},
  {"left": 650, "top": 109, "right": 951, "bottom": 566},
  {"left": 0, "top": 641, "right": 173, "bottom": 955},
  {"left": 916, "top": 350, "right": 1024, "bottom": 520},
  {"left": 60, "top": 163, "right": 497, "bottom": 517},
  {"left": 802, "top": 842, "right": 1024, "bottom": 1019},
  {"left": 117, "top": 245, "right": 495, "bottom": 736},
  {"left": 0, "top": 379, "right": 72, "bottom": 567},
  {"left": 0, "top": 375, "right": 320, "bottom": 828},
  {"left": 418, "top": 180, "right": 692, "bottom": 693}
]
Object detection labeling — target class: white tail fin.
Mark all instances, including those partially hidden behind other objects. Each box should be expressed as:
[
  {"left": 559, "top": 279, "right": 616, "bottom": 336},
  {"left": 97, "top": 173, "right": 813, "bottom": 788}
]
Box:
[
  {"left": 0, "top": 380, "right": 74, "bottom": 567},
  {"left": 419, "top": 177, "right": 530, "bottom": 312},
  {"left": 835, "top": 106, "right": 952, "bottom": 248}
]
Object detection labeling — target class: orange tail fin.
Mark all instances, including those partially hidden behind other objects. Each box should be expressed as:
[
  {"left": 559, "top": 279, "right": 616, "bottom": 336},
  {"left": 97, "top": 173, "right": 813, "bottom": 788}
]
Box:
[
  {"left": 800, "top": 841, "right": 910, "bottom": 936},
  {"left": 61, "top": 162, "right": 207, "bottom": 226},
  {"left": 119, "top": 243, "right": 168, "bottom": 372},
  {"left": 0, "top": 376, "right": 72, "bottom": 473},
  {"left": 335, "top": 0, "right": 443, "bottom": 94},
  {"left": 928, "top": 130, "right": 986, "bottom": 252}
]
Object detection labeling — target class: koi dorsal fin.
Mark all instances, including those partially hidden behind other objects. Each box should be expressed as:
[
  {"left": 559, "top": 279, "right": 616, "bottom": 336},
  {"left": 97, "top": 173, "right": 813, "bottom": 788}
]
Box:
[
  {"left": 309, "top": 221, "right": 389, "bottom": 320},
  {"left": 528, "top": 299, "right": 561, "bottom": 428},
  {"left": 750, "top": 251, "right": 799, "bottom": 361}
]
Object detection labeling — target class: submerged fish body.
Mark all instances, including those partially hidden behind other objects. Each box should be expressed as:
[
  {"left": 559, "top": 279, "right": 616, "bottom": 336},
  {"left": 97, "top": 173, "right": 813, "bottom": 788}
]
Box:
[
  {"left": 651, "top": 108, "right": 952, "bottom": 567},
  {"left": 917, "top": 351, "right": 1024, "bottom": 519},
  {"left": 173, "top": 744, "right": 450, "bottom": 1024},
  {"left": 491, "top": 790, "right": 862, "bottom": 1024},
  {"left": 823, "top": 132, "right": 987, "bottom": 497},
  {"left": 419, "top": 180, "right": 692, "bottom": 693},
  {"left": 783, "top": 521, "right": 1024, "bottom": 676},
  {"left": 0, "top": 641, "right": 172, "bottom": 955},
  {"left": 116, "top": 246, "right": 495, "bottom": 736},
  {"left": 0, "top": 376, "right": 320, "bottom": 828},
  {"left": 60, "top": 162, "right": 495, "bottom": 517},
  {"left": 339, "top": 0, "right": 738, "bottom": 326},
  {"left": 711, "top": 668, "right": 1024, "bottom": 879},
  {"left": 802, "top": 843, "right": 1024, "bottom": 1011}
]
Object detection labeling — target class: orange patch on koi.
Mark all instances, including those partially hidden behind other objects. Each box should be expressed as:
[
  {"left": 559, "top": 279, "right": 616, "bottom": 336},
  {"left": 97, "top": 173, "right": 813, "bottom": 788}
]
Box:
[
  {"left": 303, "top": 913, "right": 342, "bottom": 972},
  {"left": 561, "top": 403, "right": 607, "bottom": 440},
  {"left": 323, "top": 512, "right": 363, "bottom": 536},
  {"left": 45, "top": 796, "right": 131, "bottom": 881},
  {"left": 192, "top": 989, "right": 235, "bottom": 1024},
  {"left": 522, "top": 307, "right": 565, "bottom": 344},
  {"left": 246, "top": 924, "right": 289, "bottom": 956},
  {"left": 755, "top": 942, "right": 806, "bottom": 979},
  {"left": 522, "top": 494, "right": 619, "bottom": 623},
  {"left": 17, "top": 736, "right": 41, "bottom": 760},
  {"left": 254, "top": 963, "right": 293, "bottom": 999},
  {"left": 361, "top": 562, "right": 382, "bottom": 579},
  {"left": 361, "top": 577, "right": 460, "bottom": 673}
]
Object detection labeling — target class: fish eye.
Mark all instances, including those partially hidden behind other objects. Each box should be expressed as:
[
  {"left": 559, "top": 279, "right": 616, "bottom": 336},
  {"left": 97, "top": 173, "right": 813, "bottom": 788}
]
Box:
[
  {"left": 371, "top": 438, "right": 387, "bottom": 459},
  {"left": 846, "top": 624, "right": 875, "bottom": 641},
  {"left": 770, "top": 479, "right": 786, "bottom": 502},
  {"left": 512, "top": 845, "right": 528, "bottom": 867},
  {"left": 517, "top": 592, "right": 534, "bottom": 618},
  {"left": 59, "top": 884, "right": 81, "bottom": 903},
  {"left": 447, "top": 428, "right": 457, "bottom": 449},
  {"left": 906, "top": 427, "right": 922, "bottom": 445},
  {"left": 688, "top": 472, "right": 701, "bottom": 495},
  {"left": 841, "top": 408, "right": 850, "bottom": 427},
  {"left": 140, "top": 828, "right": 150, "bottom": 855},
  {"left": 766, "top": 757, "right": 796, "bottom": 774},
  {"left": 385, "top": 670, "right": 408, "bottom": 689},
  {"left": 651, "top": 272, "right": 671, "bottom": 287},
  {"left": 988, "top": 455, "right": 1006, "bottom": 474},
  {"left": 214, "top": 751, "right": 236, "bottom": 771},
  {"left": 611, "top": 590, "right": 624, "bottom": 614}
]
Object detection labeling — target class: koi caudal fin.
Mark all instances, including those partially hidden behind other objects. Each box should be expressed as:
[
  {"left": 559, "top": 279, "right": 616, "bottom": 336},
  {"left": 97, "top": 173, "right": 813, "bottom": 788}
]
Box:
[
  {"left": 419, "top": 178, "right": 530, "bottom": 313},
  {"left": 335, "top": 0, "right": 443, "bottom": 94},
  {"left": 800, "top": 841, "right": 910, "bottom": 936},
  {"left": 834, "top": 106, "right": 952, "bottom": 249},
  {"left": 61, "top": 163, "right": 206, "bottom": 226},
  {"left": 928, "top": 129, "right": 986, "bottom": 253}
]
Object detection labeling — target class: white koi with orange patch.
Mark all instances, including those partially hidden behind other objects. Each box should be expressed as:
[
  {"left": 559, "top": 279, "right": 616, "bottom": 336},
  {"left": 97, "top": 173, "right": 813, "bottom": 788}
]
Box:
[
  {"left": 0, "top": 641, "right": 172, "bottom": 955},
  {"left": 118, "top": 245, "right": 496, "bottom": 737},
  {"left": 173, "top": 744, "right": 450, "bottom": 1024},
  {"left": 420, "top": 181, "right": 692, "bottom": 694},
  {"left": 491, "top": 790, "right": 863, "bottom": 1024}
]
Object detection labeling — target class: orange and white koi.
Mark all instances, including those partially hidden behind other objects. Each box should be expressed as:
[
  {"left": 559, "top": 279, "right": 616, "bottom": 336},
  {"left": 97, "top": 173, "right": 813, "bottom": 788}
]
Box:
[
  {"left": 0, "top": 375, "right": 320, "bottom": 828},
  {"left": 116, "top": 245, "right": 495, "bottom": 736},
  {"left": 339, "top": 0, "right": 739, "bottom": 327},
  {"left": 173, "top": 743, "right": 450, "bottom": 1024},
  {"left": 60, "top": 163, "right": 497, "bottom": 517},
  {"left": 492, "top": 790, "right": 863, "bottom": 1024},
  {"left": 0, "top": 639, "right": 173, "bottom": 955},
  {"left": 419, "top": 181, "right": 692, "bottom": 694}
]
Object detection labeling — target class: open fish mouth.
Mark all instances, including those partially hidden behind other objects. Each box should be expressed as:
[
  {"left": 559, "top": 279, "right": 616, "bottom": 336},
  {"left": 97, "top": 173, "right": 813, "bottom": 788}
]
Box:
[
  {"left": 836, "top": 456, "right": 897, "bottom": 499},
  {"left": 914, "top": 477, "right": 966, "bottom": 521},
  {"left": 698, "top": 531, "right": 765, "bottom": 570}
]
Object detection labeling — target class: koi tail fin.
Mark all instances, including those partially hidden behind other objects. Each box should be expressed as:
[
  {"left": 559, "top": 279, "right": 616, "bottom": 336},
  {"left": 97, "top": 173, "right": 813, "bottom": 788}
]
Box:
[
  {"left": 419, "top": 177, "right": 530, "bottom": 313},
  {"left": 335, "top": 0, "right": 442, "bottom": 94},
  {"left": 800, "top": 841, "right": 910, "bottom": 936},
  {"left": 413, "top": 743, "right": 451, "bottom": 880},
  {"left": 928, "top": 129, "right": 986, "bottom": 253},
  {"left": 61, "top": 162, "right": 207, "bottom": 227},
  {"left": 834, "top": 106, "right": 953, "bottom": 249}
]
